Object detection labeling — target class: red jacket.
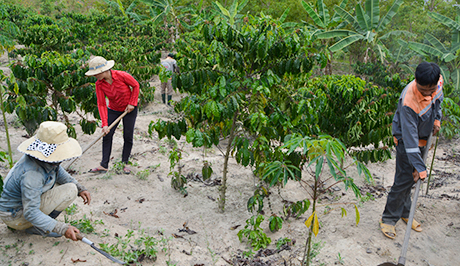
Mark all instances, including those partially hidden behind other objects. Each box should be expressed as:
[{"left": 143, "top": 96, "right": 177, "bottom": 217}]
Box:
[{"left": 95, "top": 70, "right": 139, "bottom": 127}]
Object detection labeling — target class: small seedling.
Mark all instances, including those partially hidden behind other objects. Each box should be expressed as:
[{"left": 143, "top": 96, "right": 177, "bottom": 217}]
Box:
[
  {"left": 237, "top": 215, "right": 271, "bottom": 251},
  {"left": 336, "top": 252, "right": 345, "bottom": 264},
  {"left": 275, "top": 237, "right": 292, "bottom": 250},
  {"left": 99, "top": 227, "right": 172, "bottom": 265},
  {"left": 65, "top": 204, "right": 78, "bottom": 215},
  {"left": 136, "top": 169, "right": 150, "bottom": 180}
]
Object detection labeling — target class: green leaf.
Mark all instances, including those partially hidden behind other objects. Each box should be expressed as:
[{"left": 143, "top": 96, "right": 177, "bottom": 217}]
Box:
[
  {"left": 334, "top": 5, "right": 360, "bottom": 30},
  {"left": 376, "top": 0, "right": 403, "bottom": 32},
  {"left": 329, "top": 34, "right": 364, "bottom": 52},
  {"left": 301, "top": 1, "right": 325, "bottom": 28},
  {"left": 355, "top": 4, "right": 369, "bottom": 32},
  {"left": 428, "top": 11, "right": 460, "bottom": 32},
  {"left": 408, "top": 41, "right": 444, "bottom": 58},
  {"left": 315, "top": 30, "right": 356, "bottom": 39},
  {"left": 315, "top": 156, "right": 324, "bottom": 179},
  {"left": 317, "top": 0, "right": 330, "bottom": 25},
  {"left": 425, "top": 33, "right": 448, "bottom": 53},
  {"left": 354, "top": 204, "right": 360, "bottom": 225},
  {"left": 365, "top": 0, "right": 379, "bottom": 29}
]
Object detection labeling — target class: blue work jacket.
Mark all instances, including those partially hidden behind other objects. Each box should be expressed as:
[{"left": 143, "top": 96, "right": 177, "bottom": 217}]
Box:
[{"left": 0, "top": 155, "right": 80, "bottom": 233}]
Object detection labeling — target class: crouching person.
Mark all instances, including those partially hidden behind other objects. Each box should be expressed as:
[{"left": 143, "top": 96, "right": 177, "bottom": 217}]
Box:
[{"left": 0, "top": 121, "right": 91, "bottom": 241}]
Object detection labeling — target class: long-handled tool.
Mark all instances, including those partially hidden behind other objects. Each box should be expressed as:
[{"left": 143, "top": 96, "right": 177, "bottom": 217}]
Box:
[
  {"left": 77, "top": 233, "right": 126, "bottom": 264},
  {"left": 63, "top": 111, "right": 129, "bottom": 170},
  {"left": 379, "top": 134, "right": 433, "bottom": 266}
]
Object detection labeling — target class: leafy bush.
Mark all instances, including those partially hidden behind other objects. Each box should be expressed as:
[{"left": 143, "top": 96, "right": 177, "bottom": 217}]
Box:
[
  {"left": 302, "top": 74, "right": 401, "bottom": 163},
  {"left": 5, "top": 50, "right": 94, "bottom": 137}
]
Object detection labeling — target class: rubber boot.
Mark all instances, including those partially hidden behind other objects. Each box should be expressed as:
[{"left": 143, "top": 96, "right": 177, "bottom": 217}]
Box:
[
  {"left": 161, "top": 93, "right": 166, "bottom": 104},
  {"left": 25, "top": 227, "right": 61, "bottom": 238},
  {"left": 167, "top": 95, "right": 172, "bottom": 106}
]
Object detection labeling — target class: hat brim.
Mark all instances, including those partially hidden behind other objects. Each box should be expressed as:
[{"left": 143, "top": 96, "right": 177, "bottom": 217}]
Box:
[
  {"left": 18, "top": 137, "right": 82, "bottom": 163},
  {"left": 85, "top": 60, "right": 115, "bottom": 76}
]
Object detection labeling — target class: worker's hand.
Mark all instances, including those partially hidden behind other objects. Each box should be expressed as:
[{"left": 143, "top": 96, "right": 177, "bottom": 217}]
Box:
[
  {"left": 79, "top": 190, "right": 91, "bottom": 205},
  {"left": 102, "top": 126, "right": 110, "bottom": 136},
  {"left": 125, "top": 104, "right": 135, "bottom": 113},
  {"left": 412, "top": 169, "right": 424, "bottom": 182},
  {"left": 433, "top": 124, "right": 440, "bottom": 136},
  {"left": 65, "top": 225, "right": 80, "bottom": 241}
]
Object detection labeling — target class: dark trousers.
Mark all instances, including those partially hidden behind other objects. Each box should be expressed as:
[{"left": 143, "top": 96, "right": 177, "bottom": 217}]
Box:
[
  {"left": 100, "top": 107, "right": 138, "bottom": 169},
  {"left": 382, "top": 141, "right": 426, "bottom": 225}
]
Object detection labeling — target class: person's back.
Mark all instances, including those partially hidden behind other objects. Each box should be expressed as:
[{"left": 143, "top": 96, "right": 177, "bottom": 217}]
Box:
[
  {"left": 161, "top": 54, "right": 178, "bottom": 73},
  {"left": 161, "top": 57, "right": 177, "bottom": 73},
  {"left": 160, "top": 53, "right": 179, "bottom": 105}
]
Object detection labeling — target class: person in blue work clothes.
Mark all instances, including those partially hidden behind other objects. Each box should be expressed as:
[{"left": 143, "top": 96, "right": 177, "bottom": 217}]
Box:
[
  {"left": 0, "top": 121, "right": 91, "bottom": 241},
  {"left": 380, "top": 62, "right": 443, "bottom": 239}
]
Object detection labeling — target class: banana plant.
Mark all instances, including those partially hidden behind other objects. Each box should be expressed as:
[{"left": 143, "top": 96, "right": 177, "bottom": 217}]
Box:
[
  {"left": 213, "top": 0, "right": 248, "bottom": 27},
  {"left": 138, "top": 0, "right": 183, "bottom": 42},
  {"left": 316, "top": 0, "right": 405, "bottom": 63},
  {"left": 300, "top": 0, "right": 348, "bottom": 74},
  {"left": 407, "top": 8, "right": 460, "bottom": 96},
  {"left": 177, "top": 0, "right": 216, "bottom": 31}
]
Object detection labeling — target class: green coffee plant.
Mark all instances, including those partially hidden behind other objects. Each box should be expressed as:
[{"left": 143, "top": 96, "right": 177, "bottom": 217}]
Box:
[
  {"left": 152, "top": 13, "right": 315, "bottom": 212},
  {"left": 237, "top": 214, "right": 271, "bottom": 251},
  {"left": 0, "top": 3, "right": 19, "bottom": 52},
  {"left": 302, "top": 74, "right": 402, "bottom": 163},
  {"left": 5, "top": 49, "right": 96, "bottom": 137},
  {"left": 99, "top": 228, "right": 169, "bottom": 265},
  {"left": 168, "top": 145, "right": 187, "bottom": 195}
]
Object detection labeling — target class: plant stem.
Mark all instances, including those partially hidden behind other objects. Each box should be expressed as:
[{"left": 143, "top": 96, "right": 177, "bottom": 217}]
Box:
[
  {"left": 0, "top": 81, "right": 13, "bottom": 168},
  {"left": 218, "top": 112, "right": 238, "bottom": 212},
  {"left": 303, "top": 172, "right": 318, "bottom": 266}
]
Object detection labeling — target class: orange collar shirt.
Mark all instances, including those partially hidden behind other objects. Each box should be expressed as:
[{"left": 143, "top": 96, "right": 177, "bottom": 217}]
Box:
[{"left": 392, "top": 76, "right": 443, "bottom": 179}]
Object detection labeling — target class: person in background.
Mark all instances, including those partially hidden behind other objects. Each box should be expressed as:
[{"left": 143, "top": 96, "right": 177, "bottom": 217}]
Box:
[
  {"left": 85, "top": 56, "right": 139, "bottom": 174},
  {"left": 160, "top": 53, "right": 180, "bottom": 106},
  {"left": 0, "top": 121, "right": 91, "bottom": 240},
  {"left": 380, "top": 62, "right": 443, "bottom": 239}
]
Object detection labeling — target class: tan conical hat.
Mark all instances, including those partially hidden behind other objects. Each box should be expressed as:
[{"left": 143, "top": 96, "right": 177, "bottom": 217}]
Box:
[
  {"left": 85, "top": 56, "right": 115, "bottom": 76},
  {"left": 17, "top": 121, "right": 82, "bottom": 163}
]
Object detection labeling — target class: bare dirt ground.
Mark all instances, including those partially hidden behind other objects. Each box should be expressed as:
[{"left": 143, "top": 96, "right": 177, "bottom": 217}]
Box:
[{"left": 0, "top": 77, "right": 459, "bottom": 266}]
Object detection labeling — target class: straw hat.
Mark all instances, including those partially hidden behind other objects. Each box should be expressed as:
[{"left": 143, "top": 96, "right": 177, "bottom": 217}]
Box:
[
  {"left": 85, "top": 56, "right": 115, "bottom": 76},
  {"left": 18, "top": 121, "right": 82, "bottom": 163}
]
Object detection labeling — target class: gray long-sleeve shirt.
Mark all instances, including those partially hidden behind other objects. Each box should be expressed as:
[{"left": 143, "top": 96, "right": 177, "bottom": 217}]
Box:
[
  {"left": 0, "top": 155, "right": 85, "bottom": 233},
  {"left": 392, "top": 77, "right": 443, "bottom": 179}
]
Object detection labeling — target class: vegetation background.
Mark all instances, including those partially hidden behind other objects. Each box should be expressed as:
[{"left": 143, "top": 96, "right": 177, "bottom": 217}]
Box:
[{"left": 0, "top": 0, "right": 459, "bottom": 265}]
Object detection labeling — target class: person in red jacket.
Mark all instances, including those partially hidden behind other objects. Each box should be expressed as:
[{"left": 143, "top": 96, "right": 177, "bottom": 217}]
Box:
[{"left": 85, "top": 56, "right": 139, "bottom": 174}]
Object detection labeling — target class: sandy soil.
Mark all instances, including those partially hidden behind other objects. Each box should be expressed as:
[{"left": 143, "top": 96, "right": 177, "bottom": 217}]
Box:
[{"left": 0, "top": 79, "right": 459, "bottom": 266}]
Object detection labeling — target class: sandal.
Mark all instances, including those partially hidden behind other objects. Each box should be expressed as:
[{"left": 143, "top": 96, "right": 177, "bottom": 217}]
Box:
[
  {"left": 380, "top": 219, "right": 396, "bottom": 239},
  {"left": 123, "top": 166, "right": 131, "bottom": 174},
  {"left": 401, "top": 217, "right": 423, "bottom": 232},
  {"left": 88, "top": 166, "right": 108, "bottom": 174}
]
